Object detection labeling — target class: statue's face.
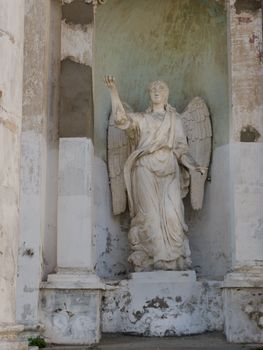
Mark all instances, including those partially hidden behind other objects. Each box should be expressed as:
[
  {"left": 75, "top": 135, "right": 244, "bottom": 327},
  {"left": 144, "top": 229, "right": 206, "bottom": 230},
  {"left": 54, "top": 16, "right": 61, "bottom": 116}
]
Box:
[{"left": 149, "top": 81, "right": 169, "bottom": 105}]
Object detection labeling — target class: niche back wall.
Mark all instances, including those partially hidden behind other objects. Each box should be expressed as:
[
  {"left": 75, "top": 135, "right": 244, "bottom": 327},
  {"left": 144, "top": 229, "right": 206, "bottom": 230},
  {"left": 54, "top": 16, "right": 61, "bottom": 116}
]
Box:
[{"left": 94, "top": 0, "right": 231, "bottom": 279}]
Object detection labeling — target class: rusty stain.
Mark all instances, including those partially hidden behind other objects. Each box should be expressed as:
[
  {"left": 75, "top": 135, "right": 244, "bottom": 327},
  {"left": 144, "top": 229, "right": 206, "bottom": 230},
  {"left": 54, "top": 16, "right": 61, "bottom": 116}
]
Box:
[
  {"left": 240, "top": 125, "right": 261, "bottom": 142},
  {"left": 0, "top": 116, "right": 18, "bottom": 133}
]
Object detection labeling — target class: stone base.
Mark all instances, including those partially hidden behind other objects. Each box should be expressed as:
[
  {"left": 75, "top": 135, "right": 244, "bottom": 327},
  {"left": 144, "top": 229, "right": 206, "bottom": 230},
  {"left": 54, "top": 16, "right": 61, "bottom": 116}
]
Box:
[
  {"left": 0, "top": 324, "right": 28, "bottom": 350},
  {"left": 46, "top": 270, "right": 105, "bottom": 289},
  {"left": 39, "top": 273, "right": 105, "bottom": 345},
  {"left": 102, "top": 271, "right": 223, "bottom": 336},
  {"left": 223, "top": 271, "right": 263, "bottom": 343},
  {"left": 20, "top": 323, "right": 45, "bottom": 343}
]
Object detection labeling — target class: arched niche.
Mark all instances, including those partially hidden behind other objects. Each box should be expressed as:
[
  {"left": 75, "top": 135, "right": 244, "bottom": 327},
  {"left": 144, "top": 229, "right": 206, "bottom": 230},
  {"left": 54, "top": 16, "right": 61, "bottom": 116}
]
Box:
[{"left": 93, "top": 0, "right": 231, "bottom": 279}]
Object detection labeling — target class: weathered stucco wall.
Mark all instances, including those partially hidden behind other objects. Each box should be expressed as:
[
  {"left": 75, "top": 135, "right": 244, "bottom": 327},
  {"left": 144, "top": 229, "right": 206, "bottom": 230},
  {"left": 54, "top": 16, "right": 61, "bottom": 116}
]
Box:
[
  {"left": 94, "top": 0, "right": 229, "bottom": 159},
  {"left": 227, "top": 0, "right": 263, "bottom": 270},
  {"left": 16, "top": 0, "right": 51, "bottom": 325},
  {"left": 59, "top": 0, "right": 94, "bottom": 139},
  {"left": 43, "top": 0, "right": 61, "bottom": 279},
  {"left": 94, "top": 0, "right": 231, "bottom": 279},
  {"left": 59, "top": 59, "right": 94, "bottom": 138},
  {"left": 0, "top": 0, "right": 25, "bottom": 325},
  {"left": 16, "top": 0, "right": 61, "bottom": 327}
]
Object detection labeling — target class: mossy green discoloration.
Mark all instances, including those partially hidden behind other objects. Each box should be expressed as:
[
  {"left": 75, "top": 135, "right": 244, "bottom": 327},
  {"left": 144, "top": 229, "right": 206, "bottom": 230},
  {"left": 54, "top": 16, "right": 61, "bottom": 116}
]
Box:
[{"left": 94, "top": 0, "right": 228, "bottom": 159}]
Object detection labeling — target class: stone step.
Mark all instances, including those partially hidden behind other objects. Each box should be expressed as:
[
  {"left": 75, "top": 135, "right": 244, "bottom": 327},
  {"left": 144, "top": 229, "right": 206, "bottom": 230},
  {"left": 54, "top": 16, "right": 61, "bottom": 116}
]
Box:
[{"left": 44, "top": 332, "right": 259, "bottom": 350}]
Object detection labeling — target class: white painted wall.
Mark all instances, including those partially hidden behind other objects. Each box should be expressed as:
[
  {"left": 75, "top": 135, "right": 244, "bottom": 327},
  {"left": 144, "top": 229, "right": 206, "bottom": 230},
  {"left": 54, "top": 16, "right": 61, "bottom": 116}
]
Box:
[
  {"left": 188, "top": 144, "right": 232, "bottom": 278},
  {"left": 94, "top": 157, "right": 130, "bottom": 279},
  {"left": 57, "top": 138, "right": 95, "bottom": 271}
]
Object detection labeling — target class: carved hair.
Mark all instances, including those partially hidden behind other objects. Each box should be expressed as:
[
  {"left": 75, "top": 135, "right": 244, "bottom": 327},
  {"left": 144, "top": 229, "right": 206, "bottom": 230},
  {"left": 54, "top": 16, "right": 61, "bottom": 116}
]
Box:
[{"left": 146, "top": 80, "right": 173, "bottom": 112}]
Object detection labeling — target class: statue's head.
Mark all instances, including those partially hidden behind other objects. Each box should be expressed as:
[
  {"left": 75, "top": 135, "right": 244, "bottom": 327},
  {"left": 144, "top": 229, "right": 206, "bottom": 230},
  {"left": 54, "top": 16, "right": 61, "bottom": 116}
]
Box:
[{"left": 148, "top": 80, "right": 169, "bottom": 107}]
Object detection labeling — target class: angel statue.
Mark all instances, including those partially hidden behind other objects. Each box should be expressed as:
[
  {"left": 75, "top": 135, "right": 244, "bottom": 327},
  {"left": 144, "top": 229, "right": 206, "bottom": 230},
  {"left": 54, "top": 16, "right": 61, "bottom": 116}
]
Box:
[{"left": 105, "top": 75, "right": 212, "bottom": 272}]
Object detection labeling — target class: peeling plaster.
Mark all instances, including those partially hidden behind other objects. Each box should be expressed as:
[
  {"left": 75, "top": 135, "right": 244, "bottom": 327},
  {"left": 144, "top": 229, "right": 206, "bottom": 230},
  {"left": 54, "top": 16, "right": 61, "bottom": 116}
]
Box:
[
  {"left": 61, "top": 20, "right": 93, "bottom": 66},
  {"left": 102, "top": 277, "right": 223, "bottom": 336},
  {"left": 0, "top": 28, "right": 15, "bottom": 44}
]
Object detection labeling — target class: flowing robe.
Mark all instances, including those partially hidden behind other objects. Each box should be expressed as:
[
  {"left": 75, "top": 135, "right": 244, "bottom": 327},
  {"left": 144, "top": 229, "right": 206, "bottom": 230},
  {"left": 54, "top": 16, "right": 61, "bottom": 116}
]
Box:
[{"left": 117, "top": 109, "right": 191, "bottom": 271}]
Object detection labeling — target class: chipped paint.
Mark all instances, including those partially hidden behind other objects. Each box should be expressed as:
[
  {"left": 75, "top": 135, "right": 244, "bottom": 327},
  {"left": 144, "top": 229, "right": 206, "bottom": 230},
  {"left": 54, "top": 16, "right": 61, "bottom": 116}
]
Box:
[
  {"left": 0, "top": 28, "right": 15, "bottom": 44},
  {"left": 61, "top": 20, "right": 93, "bottom": 66},
  {"left": 102, "top": 272, "right": 223, "bottom": 336},
  {"left": 39, "top": 289, "right": 102, "bottom": 345},
  {"left": 224, "top": 287, "right": 263, "bottom": 342}
]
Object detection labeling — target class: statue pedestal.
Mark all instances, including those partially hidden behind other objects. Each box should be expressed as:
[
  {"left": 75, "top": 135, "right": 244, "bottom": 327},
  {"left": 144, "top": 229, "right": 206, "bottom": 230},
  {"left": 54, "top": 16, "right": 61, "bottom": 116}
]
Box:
[{"left": 102, "top": 271, "right": 223, "bottom": 336}]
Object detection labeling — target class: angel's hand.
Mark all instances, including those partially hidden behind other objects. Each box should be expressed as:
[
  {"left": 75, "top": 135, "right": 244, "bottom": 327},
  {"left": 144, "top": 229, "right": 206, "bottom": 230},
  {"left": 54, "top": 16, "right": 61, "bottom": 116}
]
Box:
[
  {"left": 104, "top": 75, "right": 117, "bottom": 91},
  {"left": 194, "top": 166, "right": 207, "bottom": 175}
]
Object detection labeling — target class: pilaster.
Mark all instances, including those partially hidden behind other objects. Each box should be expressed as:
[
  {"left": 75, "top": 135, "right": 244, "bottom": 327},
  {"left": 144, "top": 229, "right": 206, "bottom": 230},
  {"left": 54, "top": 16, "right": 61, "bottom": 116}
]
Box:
[
  {"left": 223, "top": 0, "right": 263, "bottom": 343},
  {"left": 41, "top": 138, "right": 104, "bottom": 345},
  {"left": 0, "top": 0, "right": 28, "bottom": 348}
]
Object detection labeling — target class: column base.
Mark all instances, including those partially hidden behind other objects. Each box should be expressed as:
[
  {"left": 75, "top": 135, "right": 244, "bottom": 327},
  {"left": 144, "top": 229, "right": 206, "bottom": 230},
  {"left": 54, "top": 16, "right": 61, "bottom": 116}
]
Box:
[
  {"left": 0, "top": 324, "right": 28, "bottom": 350},
  {"left": 39, "top": 271, "right": 105, "bottom": 345},
  {"left": 223, "top": 269, "right": 263, "bottom": 343}
]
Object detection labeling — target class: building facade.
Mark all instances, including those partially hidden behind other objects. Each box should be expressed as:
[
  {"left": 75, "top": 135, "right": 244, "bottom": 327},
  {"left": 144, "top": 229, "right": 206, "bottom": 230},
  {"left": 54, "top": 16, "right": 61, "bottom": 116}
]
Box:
[{"left": 0, "top": 0, "right": 263, "bottom": 348}]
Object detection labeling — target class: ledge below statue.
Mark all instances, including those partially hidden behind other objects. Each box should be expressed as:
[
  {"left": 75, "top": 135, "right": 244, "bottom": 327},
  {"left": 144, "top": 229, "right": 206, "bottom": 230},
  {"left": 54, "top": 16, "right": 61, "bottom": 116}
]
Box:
[{"left": 102, "top": 271, "right": 223, "bottom": 336}]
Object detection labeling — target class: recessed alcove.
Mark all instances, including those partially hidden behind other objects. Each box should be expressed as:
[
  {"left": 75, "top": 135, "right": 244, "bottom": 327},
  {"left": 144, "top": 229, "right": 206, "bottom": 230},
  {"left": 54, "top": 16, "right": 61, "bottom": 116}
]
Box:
[{"left": 94, "top": 0, "right": 231, "bottom": 280}]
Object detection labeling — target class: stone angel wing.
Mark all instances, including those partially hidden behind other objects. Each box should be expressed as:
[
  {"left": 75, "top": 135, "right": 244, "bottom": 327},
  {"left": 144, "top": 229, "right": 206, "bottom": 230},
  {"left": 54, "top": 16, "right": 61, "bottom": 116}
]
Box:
[
  {"left": 180, "top": 97, "right": 212, "bottom": 210},
  {"left": 107, "top": 103, "right": 133, "bottom": 215}
]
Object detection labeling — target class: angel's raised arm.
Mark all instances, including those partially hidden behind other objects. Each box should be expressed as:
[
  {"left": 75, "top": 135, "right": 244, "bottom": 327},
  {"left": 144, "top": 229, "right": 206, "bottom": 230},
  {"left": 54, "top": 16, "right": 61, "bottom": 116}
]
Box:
[{"left": 104, "top": 75, "right": 130, "bottom": 129}]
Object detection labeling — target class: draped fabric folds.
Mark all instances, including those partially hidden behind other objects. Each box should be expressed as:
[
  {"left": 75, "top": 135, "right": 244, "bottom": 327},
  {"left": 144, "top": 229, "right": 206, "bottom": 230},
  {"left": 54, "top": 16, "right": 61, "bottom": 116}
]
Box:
[{"left": 119, "top": 109, "right": 191, "bottom": 271}]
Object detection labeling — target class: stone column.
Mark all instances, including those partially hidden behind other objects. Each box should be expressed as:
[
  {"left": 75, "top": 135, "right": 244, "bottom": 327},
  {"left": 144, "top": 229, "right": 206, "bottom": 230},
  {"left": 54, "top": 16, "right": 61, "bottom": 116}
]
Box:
[
  {"left": 40, "top": 138, "right": 104, "bottom": 345},
  {"left": 223, "top": 0, "right": 263, "bottom": 343},
  {"left": 0, "top": 0, "right": 27, "bottom": 349}
]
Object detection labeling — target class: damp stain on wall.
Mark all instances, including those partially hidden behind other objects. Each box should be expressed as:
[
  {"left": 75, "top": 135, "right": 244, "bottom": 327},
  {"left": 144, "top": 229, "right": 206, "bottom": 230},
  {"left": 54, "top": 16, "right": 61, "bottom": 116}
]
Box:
[{"left": 94, "top": 0, "right": 229, "bottom": 160}]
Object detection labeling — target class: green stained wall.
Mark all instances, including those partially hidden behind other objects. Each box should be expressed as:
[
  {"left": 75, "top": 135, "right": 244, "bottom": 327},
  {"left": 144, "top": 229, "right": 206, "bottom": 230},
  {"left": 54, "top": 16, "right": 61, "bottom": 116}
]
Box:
[{"left": 94, "top": 0, "right": 228, "bottom": 159}]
